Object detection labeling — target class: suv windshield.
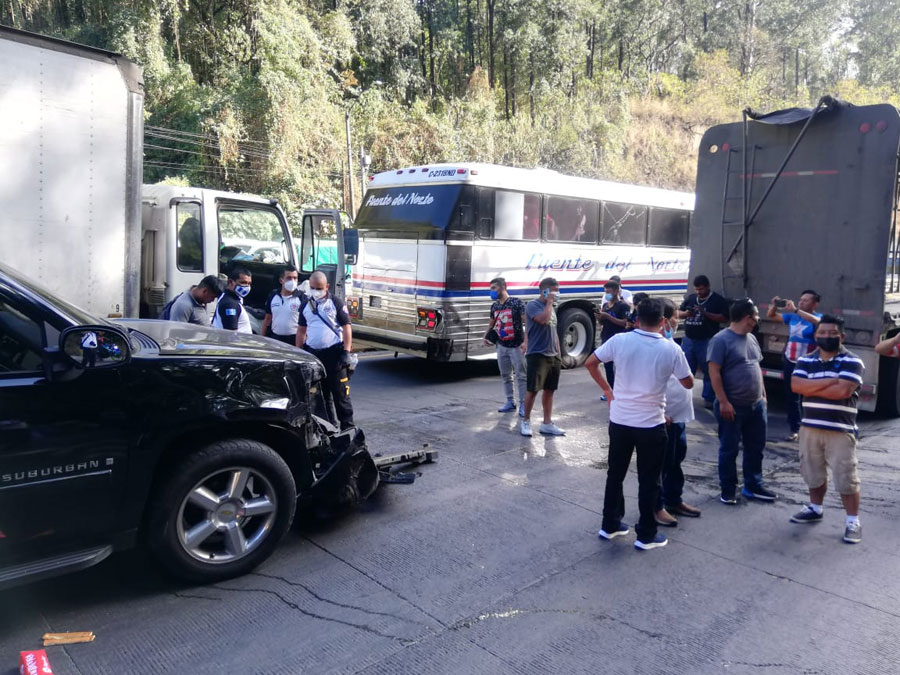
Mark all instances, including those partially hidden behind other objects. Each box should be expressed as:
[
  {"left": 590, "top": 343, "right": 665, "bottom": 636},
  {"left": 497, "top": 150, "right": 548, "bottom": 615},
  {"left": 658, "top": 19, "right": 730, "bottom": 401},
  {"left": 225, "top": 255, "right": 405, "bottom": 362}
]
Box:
[{"left": 0, "top": 262, "right": 105, "bottom": 327}]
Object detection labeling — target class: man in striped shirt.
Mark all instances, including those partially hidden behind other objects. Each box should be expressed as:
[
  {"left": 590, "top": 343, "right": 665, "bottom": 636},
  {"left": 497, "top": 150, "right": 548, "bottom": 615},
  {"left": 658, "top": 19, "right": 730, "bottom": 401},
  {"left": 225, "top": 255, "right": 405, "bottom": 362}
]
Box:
[{"left": 789, "top": 315, "right": 864, "bottom": 544}]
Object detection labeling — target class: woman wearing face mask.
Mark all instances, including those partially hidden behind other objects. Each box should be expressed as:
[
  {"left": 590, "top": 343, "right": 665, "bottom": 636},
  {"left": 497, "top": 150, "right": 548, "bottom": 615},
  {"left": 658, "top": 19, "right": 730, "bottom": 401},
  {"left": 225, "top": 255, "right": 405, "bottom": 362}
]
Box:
[
  {"left": 213, "top": 266, "right": 253, "bottom": 334},
  {"left": 262, "top": 265, "right": 303, "bottom": 346}
]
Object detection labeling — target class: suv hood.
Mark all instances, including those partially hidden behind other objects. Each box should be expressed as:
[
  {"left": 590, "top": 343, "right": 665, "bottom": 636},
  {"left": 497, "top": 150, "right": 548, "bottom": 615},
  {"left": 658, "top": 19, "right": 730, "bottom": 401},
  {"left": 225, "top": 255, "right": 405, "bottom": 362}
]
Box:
[{"left": 117, "top": 319, "right": 321, "bottom": 365}]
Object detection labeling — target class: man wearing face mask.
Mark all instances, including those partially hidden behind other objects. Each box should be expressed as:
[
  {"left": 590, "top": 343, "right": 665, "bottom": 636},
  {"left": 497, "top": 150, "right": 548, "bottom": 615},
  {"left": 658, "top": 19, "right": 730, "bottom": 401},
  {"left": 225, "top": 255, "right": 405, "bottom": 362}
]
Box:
[
  {"left": 296, "top": 270, "right": 355, "bottom": 429},
  {"left": 790, "top": 316, "right": 865, "bottom": 544},
  {"left": 213, "top": 267, "right": 253, "bottom": 334},
  {"left": 483, "top": 277, "right": 527, "bottom": 415},
  {"left": 655, "top": 299, "right": 701, "bottom": 528},
  {"left": 262, "top": 265, "right": 302, "bottom": 346}
]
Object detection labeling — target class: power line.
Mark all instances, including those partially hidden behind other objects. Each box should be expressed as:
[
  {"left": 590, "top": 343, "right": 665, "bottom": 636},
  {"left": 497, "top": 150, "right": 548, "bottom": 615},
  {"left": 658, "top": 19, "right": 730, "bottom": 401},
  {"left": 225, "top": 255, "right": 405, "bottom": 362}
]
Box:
[
  {"left": 144, "top": 161, "right": 268, "bottom": 176},
  {"left": 144, "top": 131, "right": 272, "bottom": 160},
  {"left": 146, "top": 125, "right": 269, "bottom": 148}
]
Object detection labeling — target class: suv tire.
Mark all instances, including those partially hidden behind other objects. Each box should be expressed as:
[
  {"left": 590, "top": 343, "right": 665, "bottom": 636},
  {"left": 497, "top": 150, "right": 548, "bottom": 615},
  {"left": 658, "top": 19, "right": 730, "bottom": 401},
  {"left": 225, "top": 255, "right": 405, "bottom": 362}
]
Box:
[{"left": 147, "top": 439, "right": 297, "bottom": 583}]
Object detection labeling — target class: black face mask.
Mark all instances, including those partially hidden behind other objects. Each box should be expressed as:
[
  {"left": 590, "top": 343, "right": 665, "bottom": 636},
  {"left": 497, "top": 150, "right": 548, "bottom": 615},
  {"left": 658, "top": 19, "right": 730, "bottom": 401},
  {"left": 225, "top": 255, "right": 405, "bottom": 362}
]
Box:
[{"left": 816, "top": 337, "right": 840, "bottom": 352}]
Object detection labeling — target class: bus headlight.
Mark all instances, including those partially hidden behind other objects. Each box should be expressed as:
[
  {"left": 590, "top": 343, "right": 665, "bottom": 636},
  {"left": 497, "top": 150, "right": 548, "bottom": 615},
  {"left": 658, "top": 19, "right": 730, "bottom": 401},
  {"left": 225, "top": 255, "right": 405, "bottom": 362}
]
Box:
[{"left": 416, "top": 307, "right": 442, "bottom": 331}]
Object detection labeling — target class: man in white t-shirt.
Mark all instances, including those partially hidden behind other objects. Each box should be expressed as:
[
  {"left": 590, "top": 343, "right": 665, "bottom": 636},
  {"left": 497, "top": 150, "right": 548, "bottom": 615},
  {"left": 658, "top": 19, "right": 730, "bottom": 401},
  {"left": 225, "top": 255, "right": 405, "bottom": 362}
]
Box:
[
  {"left": 655, "top": 299, "right": 701, "bottom": 528},
  {"left": 585, "top": 297, "right": 693, "bottom": 551}
]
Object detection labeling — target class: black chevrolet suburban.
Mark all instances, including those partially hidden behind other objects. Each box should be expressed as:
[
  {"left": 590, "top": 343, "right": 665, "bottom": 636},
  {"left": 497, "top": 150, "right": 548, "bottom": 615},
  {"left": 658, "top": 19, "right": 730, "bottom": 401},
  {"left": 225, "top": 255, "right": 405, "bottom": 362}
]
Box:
[{"left": 0, "top": 263, "right": 378, "bottom": 588}]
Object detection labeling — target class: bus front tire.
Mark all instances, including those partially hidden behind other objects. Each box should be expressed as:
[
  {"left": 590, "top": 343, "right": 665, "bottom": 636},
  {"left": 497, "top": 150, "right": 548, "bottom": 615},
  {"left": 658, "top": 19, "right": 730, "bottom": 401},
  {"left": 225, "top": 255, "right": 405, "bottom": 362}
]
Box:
[{"left": 558, "top": 307, "right": 594, "bottom": 369}]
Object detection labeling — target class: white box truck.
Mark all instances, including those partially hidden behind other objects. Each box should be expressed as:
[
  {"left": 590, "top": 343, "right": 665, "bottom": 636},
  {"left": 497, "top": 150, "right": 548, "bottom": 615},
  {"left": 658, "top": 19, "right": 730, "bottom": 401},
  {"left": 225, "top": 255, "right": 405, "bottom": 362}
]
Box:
[
  {"left": 0, "top": 25, "right": 356, "bottom": 323},
  {"left": 0, "top": 24, "right": 143, "bottom": 317}
]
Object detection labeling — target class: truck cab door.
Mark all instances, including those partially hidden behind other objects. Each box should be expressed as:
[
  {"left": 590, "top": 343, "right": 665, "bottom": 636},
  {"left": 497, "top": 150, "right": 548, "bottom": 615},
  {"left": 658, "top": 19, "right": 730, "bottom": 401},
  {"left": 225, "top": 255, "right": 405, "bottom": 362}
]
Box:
[
  {"left": 214, "top": 199, "right": 296, "bottom": 329},
  {"left": 297, "top": 209, "right": 350, "bottom": 297},
  {"left": 165, "top": 200, "right": 207, "bottom": 312}
]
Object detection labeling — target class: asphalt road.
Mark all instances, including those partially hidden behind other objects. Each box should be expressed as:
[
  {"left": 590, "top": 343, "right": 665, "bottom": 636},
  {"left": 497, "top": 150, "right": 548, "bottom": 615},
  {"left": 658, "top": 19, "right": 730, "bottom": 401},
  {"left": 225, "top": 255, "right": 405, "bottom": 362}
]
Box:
[{"left": 2, "top": 353, "right": 899, "bottom": 674}]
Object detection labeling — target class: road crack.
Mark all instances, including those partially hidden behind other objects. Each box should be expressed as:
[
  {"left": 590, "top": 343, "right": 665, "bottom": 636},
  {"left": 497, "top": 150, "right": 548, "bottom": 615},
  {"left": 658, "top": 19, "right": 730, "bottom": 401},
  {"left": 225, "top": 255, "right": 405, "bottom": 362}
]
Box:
[
  {"left": 249, "top": 570, "right": 429, "bottom": 627},
  {"left": 209, "top": 583, "right": 417, "bottom": 644}
]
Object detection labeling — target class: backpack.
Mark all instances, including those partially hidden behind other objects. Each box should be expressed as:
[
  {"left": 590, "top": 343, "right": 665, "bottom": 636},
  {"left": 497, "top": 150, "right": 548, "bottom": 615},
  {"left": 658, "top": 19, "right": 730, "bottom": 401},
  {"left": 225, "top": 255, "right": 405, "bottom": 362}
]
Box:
[{"left": 159, "top": 293, "right": 183, "bottom": 320}]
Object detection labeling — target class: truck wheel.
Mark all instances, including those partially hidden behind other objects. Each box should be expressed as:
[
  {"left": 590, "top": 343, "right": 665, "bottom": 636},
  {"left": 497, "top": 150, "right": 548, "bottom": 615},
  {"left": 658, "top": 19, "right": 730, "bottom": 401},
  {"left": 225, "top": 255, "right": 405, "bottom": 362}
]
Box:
[
  {"left": 147, "top": 439, "right": 297, "bottom": 583},
  {"left": 876, "top": 354, "right": 900, "bottom": 417},
  {"left": 558, "top": 307, "right": 595, "bottom": 368}
]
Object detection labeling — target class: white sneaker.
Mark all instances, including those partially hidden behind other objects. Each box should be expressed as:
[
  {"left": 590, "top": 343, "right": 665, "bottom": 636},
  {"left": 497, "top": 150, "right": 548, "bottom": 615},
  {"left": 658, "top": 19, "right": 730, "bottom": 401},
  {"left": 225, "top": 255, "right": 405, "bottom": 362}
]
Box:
[
  {"left": 520, "top": 420, "right": 532, "bottom": 437},
  {"left": 539, "top": 422, "right": 565, "bottom": 436}
]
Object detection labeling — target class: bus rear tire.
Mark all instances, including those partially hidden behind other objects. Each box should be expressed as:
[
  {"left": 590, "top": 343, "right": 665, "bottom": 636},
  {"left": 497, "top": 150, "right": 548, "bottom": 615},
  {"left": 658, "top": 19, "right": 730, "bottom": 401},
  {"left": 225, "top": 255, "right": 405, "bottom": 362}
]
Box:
[
  {"left": 558, "top": 307, "right": 594, "bottom": 369},
  {"left": 876, "top": 353, "right": 900, "bottom": 417}
]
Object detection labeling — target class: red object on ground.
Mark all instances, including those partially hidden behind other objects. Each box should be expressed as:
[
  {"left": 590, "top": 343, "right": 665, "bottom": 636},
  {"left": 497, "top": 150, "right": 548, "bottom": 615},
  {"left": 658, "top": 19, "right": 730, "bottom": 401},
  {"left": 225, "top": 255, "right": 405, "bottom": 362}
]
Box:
[{"left": 19, "top": 650, "right": 53, "bottom": 675}]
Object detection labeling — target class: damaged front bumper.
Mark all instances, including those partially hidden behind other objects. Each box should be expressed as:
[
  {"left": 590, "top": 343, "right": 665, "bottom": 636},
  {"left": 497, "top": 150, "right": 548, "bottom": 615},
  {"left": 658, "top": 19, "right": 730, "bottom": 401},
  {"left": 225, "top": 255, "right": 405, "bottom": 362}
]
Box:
[{"left": 306, "top": 417, "right": 379, "bottom": 507}]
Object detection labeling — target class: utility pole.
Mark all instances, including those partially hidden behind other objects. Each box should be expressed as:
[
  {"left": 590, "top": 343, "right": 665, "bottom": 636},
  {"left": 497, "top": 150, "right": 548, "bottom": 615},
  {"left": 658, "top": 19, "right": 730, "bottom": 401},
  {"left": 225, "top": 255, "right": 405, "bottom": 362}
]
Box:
[
  {"left": 345, "top": 109, "right": 355, "bottom": 217},
  {"left": 359, "top": 144, "right": 370, "bottom": 208}
]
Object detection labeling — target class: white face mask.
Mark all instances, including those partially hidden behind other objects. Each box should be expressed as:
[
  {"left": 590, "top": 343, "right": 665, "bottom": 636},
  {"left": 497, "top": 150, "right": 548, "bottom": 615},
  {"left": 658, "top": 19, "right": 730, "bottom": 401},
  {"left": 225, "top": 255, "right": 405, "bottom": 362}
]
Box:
[
  {"left": 310, "top": 289, "right": 326, "bottom": 300},
  {"left": 234, "top": 284, "right": 251, "bottom": 298},
  {"left": 283, "top": 279, "right": 298, "bottom": 292}
]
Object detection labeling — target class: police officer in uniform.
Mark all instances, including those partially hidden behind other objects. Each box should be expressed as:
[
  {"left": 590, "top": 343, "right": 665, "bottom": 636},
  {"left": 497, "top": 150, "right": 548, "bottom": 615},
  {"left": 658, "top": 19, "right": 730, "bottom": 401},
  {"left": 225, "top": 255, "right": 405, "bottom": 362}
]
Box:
[
  {"left": 261, "top": 265, "right": 302, "bottom": 345},
  {"left": 296, "top": 271, "right": 355, "bottom": 429}
]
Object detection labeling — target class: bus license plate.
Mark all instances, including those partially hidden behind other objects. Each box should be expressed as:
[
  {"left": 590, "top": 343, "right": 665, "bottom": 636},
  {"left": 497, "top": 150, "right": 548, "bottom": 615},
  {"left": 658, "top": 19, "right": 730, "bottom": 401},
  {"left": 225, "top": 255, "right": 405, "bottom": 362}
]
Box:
[{"left": 369, "top": 296, "right": 382, "bottom": 308}]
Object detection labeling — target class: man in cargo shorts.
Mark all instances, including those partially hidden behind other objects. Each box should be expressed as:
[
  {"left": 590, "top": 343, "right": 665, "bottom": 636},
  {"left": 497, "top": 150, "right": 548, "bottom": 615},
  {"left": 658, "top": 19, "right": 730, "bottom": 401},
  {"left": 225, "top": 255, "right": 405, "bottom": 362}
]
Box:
[
  {"left": 521, "top": 278, "right": 565, "bottom": 437},
  {"left": 789, "top": 315, "right": 865, "bottom": 544}
]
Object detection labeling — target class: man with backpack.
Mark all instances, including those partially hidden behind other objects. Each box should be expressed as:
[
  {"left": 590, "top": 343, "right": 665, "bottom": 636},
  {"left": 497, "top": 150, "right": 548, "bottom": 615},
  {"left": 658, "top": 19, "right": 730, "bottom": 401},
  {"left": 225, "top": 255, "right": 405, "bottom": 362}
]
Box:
[
  {"left": 164, "top": 275, "right": 223, "bottom": 325},
  {"left": 296, "top": 270, "right": 356, "bottom": 429}
]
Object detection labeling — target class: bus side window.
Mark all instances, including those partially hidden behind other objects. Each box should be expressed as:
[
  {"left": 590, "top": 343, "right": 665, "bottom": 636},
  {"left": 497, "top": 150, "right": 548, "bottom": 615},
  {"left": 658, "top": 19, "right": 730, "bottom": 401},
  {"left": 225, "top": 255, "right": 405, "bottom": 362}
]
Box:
[
  {"left": 546, "top": 196, "right": 599, "bottom": 243},
  {"left": 602, "top": 202, "right": 647, "bottom": 245},
  {"left": 494, "top": 190, "right": 541, "bottom": 241},
  {"left": 451, "top": 186, "right": 476, "bottom": 233},
  {"left": 648, "top": 208, "right": 690, "bottom": 247},
  {"left": 477, "top": 187, "right": 494, "bottom": 239}
]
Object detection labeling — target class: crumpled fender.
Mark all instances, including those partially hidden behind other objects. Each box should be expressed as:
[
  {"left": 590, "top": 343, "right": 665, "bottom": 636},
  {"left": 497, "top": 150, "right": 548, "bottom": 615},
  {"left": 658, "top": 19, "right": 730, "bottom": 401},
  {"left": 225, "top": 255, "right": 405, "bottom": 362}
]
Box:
[{"left": 308, "top": 418, "right": 379, "bottom": 505}]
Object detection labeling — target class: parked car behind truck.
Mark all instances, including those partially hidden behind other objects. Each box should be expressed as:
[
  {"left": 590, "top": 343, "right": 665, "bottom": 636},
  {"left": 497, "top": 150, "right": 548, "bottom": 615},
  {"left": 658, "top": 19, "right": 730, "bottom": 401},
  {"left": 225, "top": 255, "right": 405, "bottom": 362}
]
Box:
[{"left": 0, "top": 262, "right": 379, "bottom": 588}]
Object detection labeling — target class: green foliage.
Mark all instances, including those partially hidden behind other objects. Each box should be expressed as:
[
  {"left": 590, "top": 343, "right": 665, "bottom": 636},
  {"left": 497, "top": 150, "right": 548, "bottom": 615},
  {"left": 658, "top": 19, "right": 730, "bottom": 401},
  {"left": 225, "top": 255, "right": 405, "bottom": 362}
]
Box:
[{"left": 1, "top": 0, "right": 896, "bottom": 205}]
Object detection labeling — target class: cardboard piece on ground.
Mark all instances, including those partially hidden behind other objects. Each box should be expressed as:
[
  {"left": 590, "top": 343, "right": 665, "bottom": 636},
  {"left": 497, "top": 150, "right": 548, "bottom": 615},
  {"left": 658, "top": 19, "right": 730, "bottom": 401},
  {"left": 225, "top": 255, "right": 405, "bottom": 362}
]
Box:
[{"left": 42, "top": 631, "right": 95, "bottom": 646}]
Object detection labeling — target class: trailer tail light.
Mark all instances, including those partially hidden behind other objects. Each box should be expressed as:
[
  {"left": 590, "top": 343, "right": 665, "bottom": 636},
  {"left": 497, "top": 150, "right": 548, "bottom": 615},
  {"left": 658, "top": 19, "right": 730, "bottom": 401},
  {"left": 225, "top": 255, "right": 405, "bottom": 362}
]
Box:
[
  {"left": 457, "top": 168, "right": 466, "bottom": 174},
  {"left": 876, "top": 120, "right": 888, "bottom": 132},
  {"left": 859, "top": 122, "right": 871, "bottom": 133},
  {"left": 346, "top": 296, "right": 360, "bottom": 319},
  {"left": 416, "top": 307, "right": 441, "bottom": 331}
]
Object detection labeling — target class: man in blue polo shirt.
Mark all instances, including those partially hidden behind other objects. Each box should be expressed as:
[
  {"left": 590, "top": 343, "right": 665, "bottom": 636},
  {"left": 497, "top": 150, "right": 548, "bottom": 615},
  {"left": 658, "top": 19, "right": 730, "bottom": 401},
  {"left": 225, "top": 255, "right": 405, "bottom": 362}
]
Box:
[{"left": 789, "top": 315, "right": 865, "bottom": 544}]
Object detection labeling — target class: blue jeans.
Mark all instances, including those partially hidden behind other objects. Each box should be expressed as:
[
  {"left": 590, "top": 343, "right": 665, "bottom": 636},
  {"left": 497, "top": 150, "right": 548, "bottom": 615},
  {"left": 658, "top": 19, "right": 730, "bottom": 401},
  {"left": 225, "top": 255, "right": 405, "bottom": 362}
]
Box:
[
  {"left": 782, "top": 357, "right": 801, "bottom": 433},
  {"left": 714, "top": 399, "right": 767, "bottom": 495},
  {"left": 681, "top": 336, "right": 713, "bottom": 402},
  {"left": 657, "top": 422, "right": 687, "bottom": 510}
]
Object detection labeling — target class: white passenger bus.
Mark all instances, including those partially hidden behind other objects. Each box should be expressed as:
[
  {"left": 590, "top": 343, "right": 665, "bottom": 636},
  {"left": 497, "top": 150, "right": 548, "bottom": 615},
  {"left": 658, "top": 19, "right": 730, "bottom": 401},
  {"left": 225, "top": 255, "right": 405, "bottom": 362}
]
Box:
[{"left": 347, "top": 163, "right": 694, "bottom": 366}]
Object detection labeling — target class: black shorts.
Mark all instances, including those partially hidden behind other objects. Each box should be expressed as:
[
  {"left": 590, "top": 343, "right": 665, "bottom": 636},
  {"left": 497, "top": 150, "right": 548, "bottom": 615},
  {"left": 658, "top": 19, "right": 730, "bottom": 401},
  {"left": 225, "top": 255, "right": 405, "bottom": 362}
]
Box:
[{"left": 526, "top": 354, "right": 561, "bottom": 392}]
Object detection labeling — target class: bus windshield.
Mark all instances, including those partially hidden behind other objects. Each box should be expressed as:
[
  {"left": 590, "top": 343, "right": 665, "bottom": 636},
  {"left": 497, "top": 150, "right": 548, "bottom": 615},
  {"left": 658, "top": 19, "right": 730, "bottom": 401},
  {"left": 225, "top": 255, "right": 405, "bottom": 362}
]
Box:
[{"left": 355, "top": 185, "right": 464, "bottom": 233}]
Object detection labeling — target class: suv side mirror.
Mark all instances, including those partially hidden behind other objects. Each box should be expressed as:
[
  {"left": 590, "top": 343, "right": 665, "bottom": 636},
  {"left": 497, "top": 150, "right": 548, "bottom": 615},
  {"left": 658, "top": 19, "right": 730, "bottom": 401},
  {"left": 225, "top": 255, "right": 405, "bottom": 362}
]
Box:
[
  {"left": 343, "top": 228, "right": 359, "bottom": 265},
  {"left": 60, "top": 326, "right": 131, "bottom": 369}
]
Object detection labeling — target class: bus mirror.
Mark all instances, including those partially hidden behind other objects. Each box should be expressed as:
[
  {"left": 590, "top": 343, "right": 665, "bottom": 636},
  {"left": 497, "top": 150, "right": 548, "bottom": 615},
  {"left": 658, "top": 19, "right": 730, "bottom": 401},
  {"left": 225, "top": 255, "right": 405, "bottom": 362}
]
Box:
[
  {"left": 477, "top": 218, "right": 493, "bottom": 239},
  {"left": 343, "top": 228, "right": 359, "bottom": 257}
]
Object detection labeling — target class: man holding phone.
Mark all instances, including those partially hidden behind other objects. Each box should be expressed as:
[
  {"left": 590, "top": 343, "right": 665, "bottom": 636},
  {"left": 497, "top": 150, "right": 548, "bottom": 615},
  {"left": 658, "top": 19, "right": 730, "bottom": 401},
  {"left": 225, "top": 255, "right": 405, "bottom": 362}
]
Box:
[
  {"left": 522, "top": 277, "right": 565, "bottom": 437},
  {"left": 767, "top": 290, "right": 822, "bottom": 441}
]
